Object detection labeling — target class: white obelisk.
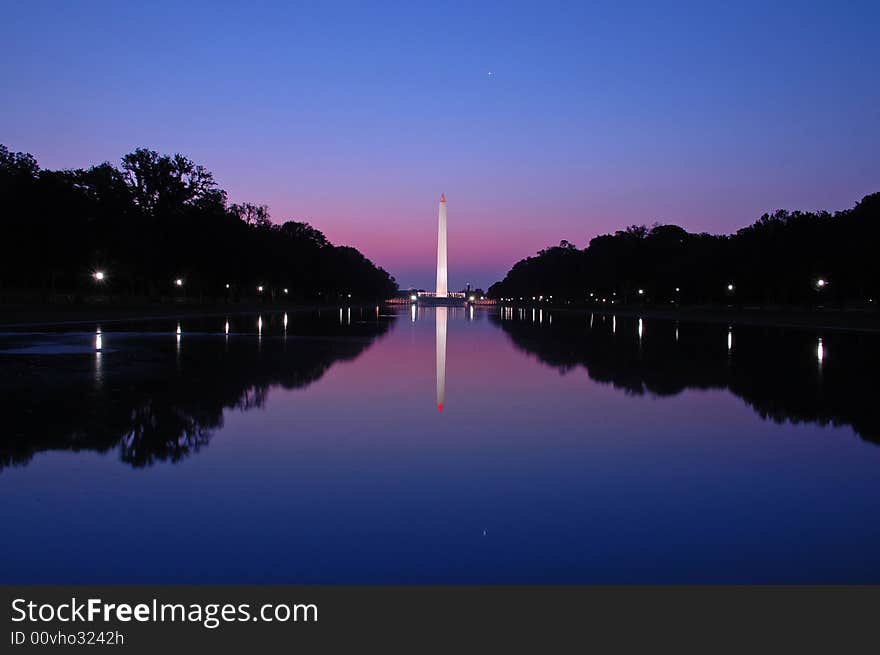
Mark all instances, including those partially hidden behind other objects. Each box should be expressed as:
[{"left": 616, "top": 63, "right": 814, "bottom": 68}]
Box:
[{"left": 436, "top": 194, "right": 448, "bottom": 298}]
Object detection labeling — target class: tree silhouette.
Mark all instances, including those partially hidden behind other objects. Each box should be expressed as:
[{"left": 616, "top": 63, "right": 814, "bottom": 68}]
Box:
[
  {"left": 121, "top": 148, "right": 224, "bottom": 214},
  {"left": 230, "top": 202, "right": 271, "bottom": 228},
  {"left": 0, "top": 145, "right": 397, "bottom": 302},
  {"left": 489, "top": 195, "right": 880, "bottom": 308}
]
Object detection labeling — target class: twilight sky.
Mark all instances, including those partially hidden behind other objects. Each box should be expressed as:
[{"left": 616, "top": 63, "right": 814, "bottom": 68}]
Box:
[{"left": 3, "top": 1, "right": 878, "bottom": 289}]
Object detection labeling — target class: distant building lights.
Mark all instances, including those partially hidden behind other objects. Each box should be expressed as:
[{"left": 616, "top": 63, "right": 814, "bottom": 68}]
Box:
[
  {"left": 257, "top": 285, "right": 264, "bottom": 293},
  {"left": 727, "top": 283, "right": 735, "bottom": 292},
  {"left": 93, "top": 271, "right": 105, "bottom": 282},
  {"left": 174, "top": 278, "right": 183, "bottom": 287},
  {"left": 638, "top": 289, "right": 644, "bottom": 295},
  {"left": 283, "top": 288, "right": 289, "bottom": 294},
  {"left": 225, "top": 283, "right": 230, "bottom": 289},
  {"left": 816, "top": 278, "right": 827, "bottom": 288}
]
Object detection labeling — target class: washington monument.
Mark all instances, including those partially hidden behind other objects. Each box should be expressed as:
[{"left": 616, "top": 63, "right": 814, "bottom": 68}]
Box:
[{"left": 436, "top": 193, "right": 448, "bottom": 297}]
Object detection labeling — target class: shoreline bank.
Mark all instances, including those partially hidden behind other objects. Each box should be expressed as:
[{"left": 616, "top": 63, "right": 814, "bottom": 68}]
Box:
[
  {"left": 500, "top": 303, "right": 880, "bottom": 333},
  {"left": 3, "top": 301, "right": 880, "bottom": 333},
  {"left": 0, "top": 302, "right": 388, "bottom": 328}
]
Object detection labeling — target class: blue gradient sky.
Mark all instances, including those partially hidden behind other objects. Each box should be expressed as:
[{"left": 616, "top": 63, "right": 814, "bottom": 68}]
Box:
[{"left": 2, "top": 1, "right": 878, "bottom": 288}]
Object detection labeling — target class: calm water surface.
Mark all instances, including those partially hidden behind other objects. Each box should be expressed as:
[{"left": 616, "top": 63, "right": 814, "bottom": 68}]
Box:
[{"left": 2, "top": 306, "right": 879, "bottom": 583}]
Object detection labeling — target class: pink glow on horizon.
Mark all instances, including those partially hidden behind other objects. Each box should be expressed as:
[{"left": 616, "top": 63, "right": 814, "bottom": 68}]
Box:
[{"left": 237, "top": 174, "right": 872, "bottom": 291}]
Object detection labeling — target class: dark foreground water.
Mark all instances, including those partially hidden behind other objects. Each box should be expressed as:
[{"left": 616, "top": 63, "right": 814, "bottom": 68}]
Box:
[{"left": 1, "top": 306, "right": 879, "bottom": 583}]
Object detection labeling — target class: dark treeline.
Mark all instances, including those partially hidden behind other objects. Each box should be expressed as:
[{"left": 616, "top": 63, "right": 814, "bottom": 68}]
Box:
[
  {"left": 0, "top": 145, "right": 397, "bottom": 302},
  {"left": 489, "top": 194, "right": 880, "bottom": 307},
  {"left": 493, "top": 311, "right": 880, "bottom": 445},
  {"left": 0, "top": 311, "right": 392, "bottom": 469}
]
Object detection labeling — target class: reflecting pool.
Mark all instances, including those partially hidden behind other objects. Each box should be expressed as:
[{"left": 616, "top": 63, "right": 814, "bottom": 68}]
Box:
[{"left": 1, "top": 306, "right": 879, "bottom": 583}]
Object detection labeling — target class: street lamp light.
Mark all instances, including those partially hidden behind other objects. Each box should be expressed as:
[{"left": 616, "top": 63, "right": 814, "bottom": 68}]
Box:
[
  {"left": 638, "top": 289, "right": 644, "bottom": 295},
  {"left": 727, "top": 283, "right": 734, "bottom": 292},
  {"left": 175, "top": 278, "right": 183, "bottom": 287},
  {"left": 92, "top": 271, "right": 105, "bottom": 282},
  {"left": 816, "top": 278, "right": 827, "bottom": 288},
  {"left": 257, "top": 285, "right": 264, "bottom": 293}
]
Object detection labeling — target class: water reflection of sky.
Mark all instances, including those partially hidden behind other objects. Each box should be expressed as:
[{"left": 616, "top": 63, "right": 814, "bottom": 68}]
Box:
[{"left": 1, "top": 307, "right": 879, "bottom": 584}]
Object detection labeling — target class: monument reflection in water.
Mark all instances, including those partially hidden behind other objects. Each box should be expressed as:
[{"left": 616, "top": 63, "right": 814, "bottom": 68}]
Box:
[
  {"left": 1, "top": 306, "right": 880, "bottom": 584},
  {"left": 436, "top": 307, "right": 446, "bottom": 411}
]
